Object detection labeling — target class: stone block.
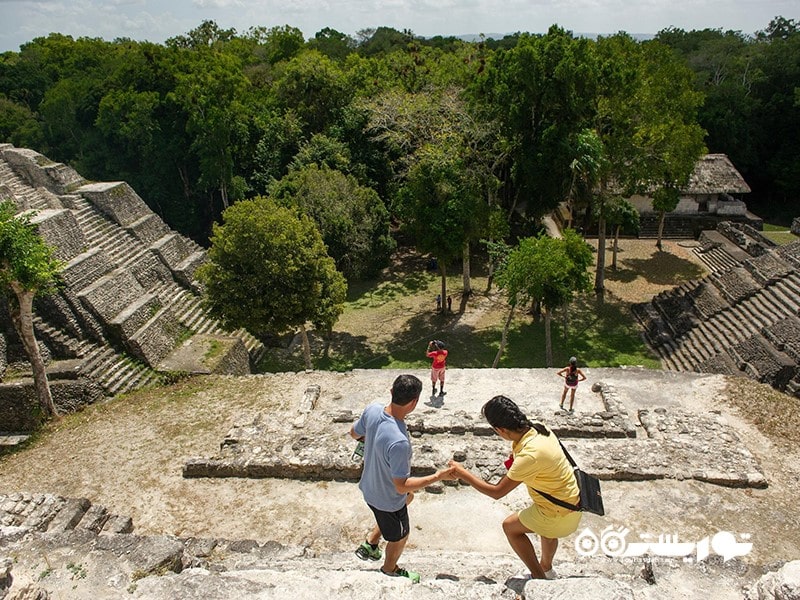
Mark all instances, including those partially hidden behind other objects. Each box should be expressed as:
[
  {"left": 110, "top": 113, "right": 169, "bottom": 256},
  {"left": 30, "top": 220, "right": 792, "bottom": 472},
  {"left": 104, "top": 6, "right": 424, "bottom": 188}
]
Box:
[
  {"left": 743, "top": 252, "right": 793, "bottom": 285},
  {"left": 125, "top": 213, "right": 171, "bottom": 245},
  {"left": 747, "top": 560, "right": 800, "bottom": 600},
  {"left": 150, "top": 233, "right": 194, "bottom": 271},
  {"left": 127, "top": 249, "right": 174, "bottom": 289},
  {"left": 46, "top": 497, "right": 90, "bottom": 533},
  {"left": 762, "top": 316, "right": 800, "bottom": 361},
  {"left": 2, "top": 147, "right": 85, "bottom": 194},
  {"left": 0, "top": 380, "right": 40, "bottom": 431},
  {"left": 712, "top": 267, "right": 761, "bottom": 304},
  {"left": 174, "top": 251, "right": 207, "bottom": 291},
  {"left": 77, "top": 268, "right": 145, "bottom": 323},
  {"left": 62, "top": 248, "right": 113, "bottom": 291},
  {"left": 126, "top": 307, "right": 185, "bottom": 367},
  {"left": 128, "top": 535, "right": 184, "bottom": 575},
  {"left": 27, "top": 208, "right": 86, "bottom": 261},
  {"left": 101, "top": 515, "right": 133, "bottom": 534},
  {"left": 110, "top": 293, "right": 163, "bottom": 341},
  {"left": 78, "top": 181, "right": 152, "bottom": 227},
  {"left": 728, "top": 333, "right": 796, "bottom": 388},
  {"left": 158, "top": 334, "right": 251, "bottom": 376},
  {"left": 775, "top": 240, "right": 800, "bottom": 269},
  {"left": 695, "top": 352, "right": 741, "bottom": 376},
  {"left": 687, "top": 282, "right": 729, "bottom": 319},
  {"left": 76, "top": 503, "right": 109, "bottom": 533},
  {"left": 20, "top": 494, "right": 66, "bottom": 531}
]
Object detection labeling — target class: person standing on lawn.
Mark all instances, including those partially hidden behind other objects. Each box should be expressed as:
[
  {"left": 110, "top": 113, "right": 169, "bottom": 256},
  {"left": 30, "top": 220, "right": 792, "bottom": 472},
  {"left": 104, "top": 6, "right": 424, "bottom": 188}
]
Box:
[
  {"left": 350, "top": 374, "right": 455, "bottom": 583},
  {"left": 426, "top": 340, "right": 448, "bottom": 396}
]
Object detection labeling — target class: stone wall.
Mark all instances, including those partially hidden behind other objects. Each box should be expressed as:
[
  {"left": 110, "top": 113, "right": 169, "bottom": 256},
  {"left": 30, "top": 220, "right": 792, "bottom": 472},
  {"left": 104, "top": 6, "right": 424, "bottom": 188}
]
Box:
[
  {"left": 78, "top": 181, "right": 152, "bottom": 227},
  {"left": 28, "top": 209, "right": 86, "bottom": 261},
  {"left": 0, "top": 377, "right": 103, "bottom": 431},
  {"left": 2, "top": 147, "right": 85, "bottom": 194}
]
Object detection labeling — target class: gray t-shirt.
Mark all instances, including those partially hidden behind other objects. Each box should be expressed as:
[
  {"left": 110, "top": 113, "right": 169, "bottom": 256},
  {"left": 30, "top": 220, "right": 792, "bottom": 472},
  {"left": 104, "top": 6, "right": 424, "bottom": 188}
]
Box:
[{"left": 353, "top": 403, "right": 412, "bottom": 511}]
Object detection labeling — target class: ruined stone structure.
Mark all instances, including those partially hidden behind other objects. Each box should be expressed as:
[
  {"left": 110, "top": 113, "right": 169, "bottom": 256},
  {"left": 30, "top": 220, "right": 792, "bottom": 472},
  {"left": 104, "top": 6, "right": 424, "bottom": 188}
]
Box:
[
  {"left": 631, "top": 154, "right": 760, "bottom": 239},
  {"left": 183, "top": 380, "right": 765, "bottom": 489},
  {"left": 633, "top": 222, "right": 800, "bottom": 397},
  {"left": 0, "top": 145, "right": 262, "bottom": 425}
]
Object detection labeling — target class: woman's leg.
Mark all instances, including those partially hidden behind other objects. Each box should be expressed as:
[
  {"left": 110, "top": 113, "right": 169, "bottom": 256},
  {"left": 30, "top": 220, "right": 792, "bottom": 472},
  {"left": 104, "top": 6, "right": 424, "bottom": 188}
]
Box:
[
  {"left": 502, "top": 514, "right": 547, "bottom": 578},
  {"left": 540, "top": 536, "right": 559, "bottom": 572},
  {"left": 568, "top": 388, "right": 576, "bottom": 410}
]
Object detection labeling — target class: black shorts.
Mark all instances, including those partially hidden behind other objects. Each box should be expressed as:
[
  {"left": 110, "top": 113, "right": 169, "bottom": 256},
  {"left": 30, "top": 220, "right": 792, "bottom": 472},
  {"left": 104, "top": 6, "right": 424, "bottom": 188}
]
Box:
[{"left": 368, "top": 504, "right": 410, "bottom": 542}]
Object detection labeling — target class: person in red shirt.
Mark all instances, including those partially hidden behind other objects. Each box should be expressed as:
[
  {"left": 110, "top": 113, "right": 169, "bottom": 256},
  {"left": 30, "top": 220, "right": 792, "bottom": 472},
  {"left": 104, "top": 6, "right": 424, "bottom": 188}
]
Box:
[{"left": 426, "top": 340, "right": 448, "bottom": 396}]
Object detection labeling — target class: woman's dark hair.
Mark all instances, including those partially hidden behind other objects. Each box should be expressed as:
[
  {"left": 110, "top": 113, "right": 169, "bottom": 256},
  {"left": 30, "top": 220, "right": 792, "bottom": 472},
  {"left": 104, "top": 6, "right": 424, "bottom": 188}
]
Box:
[{"left": 481, "top": 395, "right": 550, "bottom": 436}]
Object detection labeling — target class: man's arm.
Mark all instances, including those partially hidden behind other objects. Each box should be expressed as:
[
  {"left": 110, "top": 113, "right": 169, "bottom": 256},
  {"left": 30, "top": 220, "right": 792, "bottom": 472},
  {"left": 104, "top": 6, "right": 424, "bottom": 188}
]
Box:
[
  {"left": 349, "top": 424, "right": 364, "bottom": 441},
  {"left": 392, "top": 467, "right": 455, "bottom": 494},
  {"left": 448, "top": 461, "right": 522, "bottom": 500}
]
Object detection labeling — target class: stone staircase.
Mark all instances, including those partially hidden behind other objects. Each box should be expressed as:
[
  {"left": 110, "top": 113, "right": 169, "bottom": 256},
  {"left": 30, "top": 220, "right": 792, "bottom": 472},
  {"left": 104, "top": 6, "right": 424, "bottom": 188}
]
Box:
[
  {"left": 0, "top": 490, "right": 771, "bottom": 600},
  {"left": 0, "top": 145, "right": 265, "bottom": 401},
  {"left": 633, "top": 223, "right": 800, "bottom": 396}
]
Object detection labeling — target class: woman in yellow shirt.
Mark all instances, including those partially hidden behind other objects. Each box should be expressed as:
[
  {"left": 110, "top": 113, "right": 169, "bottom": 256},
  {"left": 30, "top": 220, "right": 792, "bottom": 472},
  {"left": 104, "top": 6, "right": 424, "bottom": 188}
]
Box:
[{"left": 449, "top": 395, "right": 581, "bottom": 579}]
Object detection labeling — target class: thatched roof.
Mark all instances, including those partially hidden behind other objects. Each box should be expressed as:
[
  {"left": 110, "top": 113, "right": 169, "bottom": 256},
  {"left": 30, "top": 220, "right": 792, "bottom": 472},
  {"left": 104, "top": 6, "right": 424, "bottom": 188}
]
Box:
[{"left": 683, "top": 154, "right": 751, "bottom": 195}]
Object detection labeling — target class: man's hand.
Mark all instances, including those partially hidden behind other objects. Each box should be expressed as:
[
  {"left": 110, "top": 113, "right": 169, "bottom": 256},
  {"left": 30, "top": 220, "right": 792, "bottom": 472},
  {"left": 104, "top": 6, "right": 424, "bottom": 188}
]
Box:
[{"left": 436, "top": 465, "right": 458, "bottom": 481}]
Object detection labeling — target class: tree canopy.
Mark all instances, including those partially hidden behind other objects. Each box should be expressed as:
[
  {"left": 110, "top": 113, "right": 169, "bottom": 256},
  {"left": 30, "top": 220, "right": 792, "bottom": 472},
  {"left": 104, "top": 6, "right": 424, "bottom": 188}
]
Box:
[{"left": 196, "top": 197, "right": 346, "bottom": 368}]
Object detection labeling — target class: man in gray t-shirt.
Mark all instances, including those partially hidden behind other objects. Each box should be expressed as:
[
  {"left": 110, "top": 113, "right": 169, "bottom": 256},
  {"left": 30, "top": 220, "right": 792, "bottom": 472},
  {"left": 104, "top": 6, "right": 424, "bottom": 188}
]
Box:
[{"left": 350, "top": 374, "right": 455, "bottom": 583}]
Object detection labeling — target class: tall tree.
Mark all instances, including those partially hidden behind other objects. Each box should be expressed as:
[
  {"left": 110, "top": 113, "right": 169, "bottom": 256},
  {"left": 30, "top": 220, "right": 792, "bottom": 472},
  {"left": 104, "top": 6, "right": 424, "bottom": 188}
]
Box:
[
  {"left": 605, "top": 198, "right": 640, "bottom": 271},
  {"left": 197, "top": 198, "right": 346, "bottom": 369},
  {"left": 268, "top": 164, "right": 394, "bottom": 279},
  {"left": 396, "top": 141, "right": 484, "bottom": 310},
  {"left": 475, "top": 27, "right": 598, "bottom": 220},
  {"left": 568, "top": 128, "right": 609, "bottom": 295},
  {"left": 0, "top": 203, "right": 63, "bottom": 419},
  {"left": 493, "top": 231, "right": 590, "bottom": 367}
]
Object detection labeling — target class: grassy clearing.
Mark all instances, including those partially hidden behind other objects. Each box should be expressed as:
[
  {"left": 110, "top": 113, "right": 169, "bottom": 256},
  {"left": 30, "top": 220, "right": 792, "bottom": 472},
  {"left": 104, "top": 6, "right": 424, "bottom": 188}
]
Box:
[
  {"left": 257, "top": 245, "right": 665, "bottom": 372},
  {"left": 761, "top": 222, "right": 799, "bottom": 245}
]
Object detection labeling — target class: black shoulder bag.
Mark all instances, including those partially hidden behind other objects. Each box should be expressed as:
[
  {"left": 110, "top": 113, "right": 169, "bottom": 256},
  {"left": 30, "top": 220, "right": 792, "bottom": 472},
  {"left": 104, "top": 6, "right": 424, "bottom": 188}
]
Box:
[{"left": 532, "top": 440, "right": 605, "bottom": 516}]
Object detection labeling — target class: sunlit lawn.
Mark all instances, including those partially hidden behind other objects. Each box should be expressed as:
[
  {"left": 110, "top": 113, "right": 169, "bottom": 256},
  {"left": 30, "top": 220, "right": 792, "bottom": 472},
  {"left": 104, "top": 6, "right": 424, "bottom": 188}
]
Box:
[{"left": 257, "top": 250, "right": 662, "bottom": 372}]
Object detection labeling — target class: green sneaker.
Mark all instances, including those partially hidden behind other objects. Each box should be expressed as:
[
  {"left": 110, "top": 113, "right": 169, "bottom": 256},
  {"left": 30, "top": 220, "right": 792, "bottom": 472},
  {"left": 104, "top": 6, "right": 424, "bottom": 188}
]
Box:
[
  {"left": 381, "top": 566, "right": 420, "bottom": 584},
  {"left": 355, "top": 542, "right": 382, "bottom": 561}
]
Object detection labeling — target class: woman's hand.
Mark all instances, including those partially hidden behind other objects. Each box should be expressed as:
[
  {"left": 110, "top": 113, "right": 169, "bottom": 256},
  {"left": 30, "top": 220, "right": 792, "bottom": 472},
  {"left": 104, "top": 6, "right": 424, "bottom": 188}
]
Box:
[{"left": 447, "top": 460, "right": 469, "bottom": 478}]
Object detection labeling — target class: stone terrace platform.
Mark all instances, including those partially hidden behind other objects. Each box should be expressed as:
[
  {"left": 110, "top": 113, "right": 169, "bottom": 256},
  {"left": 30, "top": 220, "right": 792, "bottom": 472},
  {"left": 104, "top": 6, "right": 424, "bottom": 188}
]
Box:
[{"left": 183, "top": 368, "right": 766, "bottom": 489}]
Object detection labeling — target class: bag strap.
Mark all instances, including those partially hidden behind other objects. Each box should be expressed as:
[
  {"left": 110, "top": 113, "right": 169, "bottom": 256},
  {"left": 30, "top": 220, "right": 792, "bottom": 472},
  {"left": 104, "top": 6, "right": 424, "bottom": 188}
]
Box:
[
  {"left": 531, "top": 439, "right": 580, "bottom": 512},
  {"left": 531, "top": 487, "right": 580, "bottom": 511}
]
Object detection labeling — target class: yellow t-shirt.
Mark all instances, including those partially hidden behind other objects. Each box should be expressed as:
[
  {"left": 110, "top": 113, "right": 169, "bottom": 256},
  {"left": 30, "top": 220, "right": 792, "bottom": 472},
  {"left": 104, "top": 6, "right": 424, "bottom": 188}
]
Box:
[{"left": 507, "top": 427, "right": 580, "bottom": 517}]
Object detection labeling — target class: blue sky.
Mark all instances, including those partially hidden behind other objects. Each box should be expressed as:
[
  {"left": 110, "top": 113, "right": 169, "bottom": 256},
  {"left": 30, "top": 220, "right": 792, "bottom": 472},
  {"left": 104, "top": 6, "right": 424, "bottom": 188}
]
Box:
[{"left": 0, "top": 0, "right": 794, "bottom": 52}]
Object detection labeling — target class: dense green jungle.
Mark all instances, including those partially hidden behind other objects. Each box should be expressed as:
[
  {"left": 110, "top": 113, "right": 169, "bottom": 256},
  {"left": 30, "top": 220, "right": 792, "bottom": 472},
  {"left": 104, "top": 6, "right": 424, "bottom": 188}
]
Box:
[{"left": 1, "top": 18, "right": 797, "bottom": 254}]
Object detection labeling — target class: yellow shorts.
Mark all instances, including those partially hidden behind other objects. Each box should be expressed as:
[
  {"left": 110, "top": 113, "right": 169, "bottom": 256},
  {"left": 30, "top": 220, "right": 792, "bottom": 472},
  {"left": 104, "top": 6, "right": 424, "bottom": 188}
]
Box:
[{"left": 518, "top": 503, "right": 582, "bottom": 539}]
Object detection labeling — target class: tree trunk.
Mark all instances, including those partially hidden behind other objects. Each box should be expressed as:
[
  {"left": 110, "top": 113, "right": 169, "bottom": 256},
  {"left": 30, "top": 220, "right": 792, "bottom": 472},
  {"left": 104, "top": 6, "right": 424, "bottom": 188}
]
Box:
[
  {"left": 594, "top": 214, "right": 606, "bottom": 297},
  {"left": 439, "top": 260, "right": 447, "bottom": 314},
  {"left": 300, "top": 323, "right": 313, "bottom": 370},
  {"left": 612, "top": 224, "right": 620, "bottom": 271},
  {"left": 492, "top": 304, "right": 515, "bottom": 368},
  {"left": 8, "top": 284, "right": 57, "bottom": 419},
  {"left": 656, "top": 211, "right": 665, "bottom": 250},
  {"left": 220, "top": 179, "right": 229, "bottom": 210},
  {"left": 462, "top": 240, "right": 472, "bottom": 296},
  {"left": 544, "top": 307, "right": 553, "bottom": 368}
]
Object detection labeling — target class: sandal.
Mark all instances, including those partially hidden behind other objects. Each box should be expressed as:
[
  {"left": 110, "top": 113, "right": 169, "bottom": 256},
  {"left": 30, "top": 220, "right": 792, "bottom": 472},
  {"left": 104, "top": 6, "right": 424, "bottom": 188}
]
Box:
[
  {"left": 355, "top": 541, "right": 382, "bottom": 561},
  {"left": 381, "top": 566, "right": 420, "bottom": 583}
]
